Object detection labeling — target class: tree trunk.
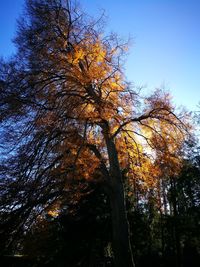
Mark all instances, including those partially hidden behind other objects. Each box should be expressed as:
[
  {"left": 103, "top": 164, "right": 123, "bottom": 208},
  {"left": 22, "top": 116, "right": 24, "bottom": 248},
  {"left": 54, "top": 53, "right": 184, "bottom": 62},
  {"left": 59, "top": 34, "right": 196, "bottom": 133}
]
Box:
[
  {"left": 104, "top": 133, "right": 135, "bottom": 267},
  {"left": 170, "top": 178, "right": 182, "bottom": 267}
]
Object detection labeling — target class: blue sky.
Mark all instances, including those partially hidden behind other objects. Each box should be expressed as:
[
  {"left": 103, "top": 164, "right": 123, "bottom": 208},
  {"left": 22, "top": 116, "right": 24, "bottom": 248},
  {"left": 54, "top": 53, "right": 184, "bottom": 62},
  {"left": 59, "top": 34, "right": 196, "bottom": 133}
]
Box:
[{"left": 1, "top": 0, "right": 200, "bottom": 111}]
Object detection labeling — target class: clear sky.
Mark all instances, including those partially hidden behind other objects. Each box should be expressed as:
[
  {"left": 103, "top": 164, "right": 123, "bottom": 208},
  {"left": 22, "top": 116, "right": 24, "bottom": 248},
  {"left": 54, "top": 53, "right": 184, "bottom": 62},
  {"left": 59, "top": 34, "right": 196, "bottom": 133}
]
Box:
[{"left": 1, "top": 0, "right": 200, "bottom": 111}]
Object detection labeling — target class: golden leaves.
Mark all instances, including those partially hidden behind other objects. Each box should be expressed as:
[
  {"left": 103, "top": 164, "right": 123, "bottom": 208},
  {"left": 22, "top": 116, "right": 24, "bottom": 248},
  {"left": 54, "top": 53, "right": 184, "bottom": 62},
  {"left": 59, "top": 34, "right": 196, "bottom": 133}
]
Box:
[{"left": 32, "top": 21, "right": 191, "bottom": 199}]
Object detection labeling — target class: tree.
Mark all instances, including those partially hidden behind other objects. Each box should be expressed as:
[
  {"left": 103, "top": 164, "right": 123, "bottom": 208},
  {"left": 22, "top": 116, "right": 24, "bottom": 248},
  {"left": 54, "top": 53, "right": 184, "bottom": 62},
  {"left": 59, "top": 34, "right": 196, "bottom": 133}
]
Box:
[
  {"left": 0, "top": 1, "right": 190, "bottom": 266},
  {"left": 20, "top": 181, "right": 112, "bottom": 267}
]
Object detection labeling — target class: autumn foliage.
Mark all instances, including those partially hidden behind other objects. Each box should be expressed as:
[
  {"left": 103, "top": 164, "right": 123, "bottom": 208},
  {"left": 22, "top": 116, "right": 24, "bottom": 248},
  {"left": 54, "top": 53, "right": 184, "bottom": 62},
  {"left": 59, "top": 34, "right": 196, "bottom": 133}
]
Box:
[{"left": 0, "top": 1, "right": 196, "bottom": 267}]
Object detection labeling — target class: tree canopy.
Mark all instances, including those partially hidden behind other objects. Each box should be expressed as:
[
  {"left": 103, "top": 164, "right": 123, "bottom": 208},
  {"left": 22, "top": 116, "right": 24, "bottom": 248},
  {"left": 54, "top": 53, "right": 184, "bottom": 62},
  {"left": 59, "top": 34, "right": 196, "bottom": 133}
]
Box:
[{"left": 0, "top": 1, "right": 198, "bottom": 267}]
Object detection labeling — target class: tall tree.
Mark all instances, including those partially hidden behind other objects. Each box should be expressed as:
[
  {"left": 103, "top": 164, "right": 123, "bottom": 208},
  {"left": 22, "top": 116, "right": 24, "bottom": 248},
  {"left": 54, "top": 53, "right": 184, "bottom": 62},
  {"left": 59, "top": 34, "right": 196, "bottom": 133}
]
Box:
[{"left": 0, "top": 0, "right": 190, "bottom": 266}]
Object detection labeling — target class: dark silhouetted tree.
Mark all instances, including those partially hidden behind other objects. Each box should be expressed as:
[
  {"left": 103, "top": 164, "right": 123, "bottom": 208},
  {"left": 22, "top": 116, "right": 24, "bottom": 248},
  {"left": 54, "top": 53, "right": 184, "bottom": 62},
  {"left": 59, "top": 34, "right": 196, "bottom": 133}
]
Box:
[{"left": 0, "top": 1, "right": 190, "bottom": 266}]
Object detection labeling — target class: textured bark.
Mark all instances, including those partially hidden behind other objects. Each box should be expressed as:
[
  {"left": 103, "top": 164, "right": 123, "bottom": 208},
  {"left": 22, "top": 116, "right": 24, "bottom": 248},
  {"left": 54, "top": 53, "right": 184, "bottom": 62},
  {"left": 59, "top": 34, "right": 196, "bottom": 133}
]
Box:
[{"left": 104, "top": 132, "right": 135, "bottom": 267}]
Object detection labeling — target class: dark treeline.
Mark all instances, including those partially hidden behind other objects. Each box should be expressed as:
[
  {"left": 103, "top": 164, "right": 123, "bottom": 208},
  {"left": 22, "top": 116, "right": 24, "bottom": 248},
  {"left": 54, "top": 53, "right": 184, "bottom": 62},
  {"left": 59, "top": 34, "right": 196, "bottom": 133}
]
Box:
[
  {"left": 0, "top": 0, "right": 200, "bottom": 266},
  {"left": 1, "top": 146, "right": 200, "bottom": 267}
]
